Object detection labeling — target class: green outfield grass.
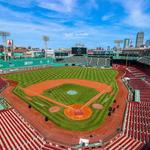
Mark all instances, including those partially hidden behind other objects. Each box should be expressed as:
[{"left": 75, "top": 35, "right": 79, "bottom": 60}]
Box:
[
  {"left": 4, "top": 67, "right": 118, "bottom": 131},
  {"left": 43, "top": 84, "right": 99, "bottom": 105}
]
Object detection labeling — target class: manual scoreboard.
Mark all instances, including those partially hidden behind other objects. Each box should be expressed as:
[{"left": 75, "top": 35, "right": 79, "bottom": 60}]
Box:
[{"left": 72, "top": 47, "right": 87, "bottom": 55}]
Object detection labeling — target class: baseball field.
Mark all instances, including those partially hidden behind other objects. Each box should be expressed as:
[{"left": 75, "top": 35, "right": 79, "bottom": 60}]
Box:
[{"left": 4, "top": 67, "right": 118, "bottom": 131}]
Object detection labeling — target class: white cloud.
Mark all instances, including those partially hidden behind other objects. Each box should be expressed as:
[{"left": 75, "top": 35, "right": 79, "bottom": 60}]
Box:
[
  {"left": 0, "top": 16, "right": 136, "bottom": 48},
  {"left": 0, "top": 0, "right": 76, "bottom": 13},
  {"left": 64, "top": 32, "right": 89, "bottom": 39},
  {"left": 37, "top": 0, "right": 76, "bottom": 13},
  {"left": 123, "top": 10, "right": 150, "bottom": 28},
  {"left": 0, "top": 4, "right": 69, "bottom": 29},
  {"left": 113, "top": 0, "right": 150, "bottom": 28},
  {"left": 102, "top": 13, "right": 113, "bottom": 21},
  {"left": 1, "top": 0, "right": 150, "bottom": 48}
]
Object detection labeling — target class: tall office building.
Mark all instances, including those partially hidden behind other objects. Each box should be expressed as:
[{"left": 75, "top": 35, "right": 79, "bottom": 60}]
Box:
[
  {"left": 135, "top": 32, "right": 144, "bottom": 48},
  {"left": 123, "top": 38, "right": 130, "bottom": 48},
  {"left": 145, "top": 40, "right": 150, "bottom": 47}
]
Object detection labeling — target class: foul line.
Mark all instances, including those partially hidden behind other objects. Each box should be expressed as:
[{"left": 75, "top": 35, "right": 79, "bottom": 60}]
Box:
[
  {"left": 19, "top": 84, "right": 112, "bottom": 111},
  {"left": 19, "top": 87, "right": 74, "bottom": 110},
  {"left": 81, "top": 87, "right": 111, "bottom": 109}
]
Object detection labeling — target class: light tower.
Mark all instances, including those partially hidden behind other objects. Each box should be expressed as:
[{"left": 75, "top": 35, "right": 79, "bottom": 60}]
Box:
[
  {"left": 0, "top": 31, "right": 10, "bottom": 60},
  {"left": 114, "top": 40, "right": 123, "bottom": 50},
  {"left": 43, "top": 35, "right": 49, "bottom": 50}
]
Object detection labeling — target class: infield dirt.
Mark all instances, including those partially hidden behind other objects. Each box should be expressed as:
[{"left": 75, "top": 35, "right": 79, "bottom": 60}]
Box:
[{"left": 22, "top": 79, "right": 112, "bottom": 120}]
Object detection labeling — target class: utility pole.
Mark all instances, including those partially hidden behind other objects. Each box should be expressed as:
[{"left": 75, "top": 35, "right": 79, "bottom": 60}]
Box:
[{"left": 0, "top": 31, "right": 10, "bottom": 61}]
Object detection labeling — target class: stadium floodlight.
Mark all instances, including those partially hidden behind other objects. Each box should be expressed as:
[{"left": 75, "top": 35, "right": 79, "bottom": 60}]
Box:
[
  {"left": 43, "top": 35, "right": 49, "bottom": 50},
  {"left": 114, "top": 40, "right": 123, "bottom": 50},
  {"left": 0, "top": 31, "right": 10, "bottom": 45},
  {"left": 0, "top": 31, "right": 10, "bottom": 61}
]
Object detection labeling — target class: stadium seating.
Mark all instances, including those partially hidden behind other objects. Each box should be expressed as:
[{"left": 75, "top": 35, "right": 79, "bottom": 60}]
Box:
[
  {"left": 88, "top": 57, "right": 110, "bottom": 67},
  {"left": 0, "top": 107, "right": 70, "bottom": 150},
  {"left": 0, "top": 78, "right": 7, "bottom": 92},
  {"left": 105, "top": 66, "right": 150, "bottom": 150},
  {"left": 60, "top": 56, "right": 88, "bottom": 65},
  {"left": 60, "top": 56, "right": 111, "bottom": 67},
  {"left": 105, "top": 134, "right": 144, "bottom": 150},
  {"left": 123, "top": 68, "right": 150, "bottom": 145},
  {"left": 89, "top": 57, "right": 98, "bottom": 66},
  {"left": 0, "top": 108, "right": 46, "bottom": 150},
  {"left": 127, "top": 67, "right": 148, "bottom": 78},
  {"left": 136, "top": 49, "right": 150, "bottom": 65},
  {"left": 124, "top": 102, "right": 149, "bottom": 142},
  {"left": 138, "top": 56, "right": 150, "bottom": 66}
]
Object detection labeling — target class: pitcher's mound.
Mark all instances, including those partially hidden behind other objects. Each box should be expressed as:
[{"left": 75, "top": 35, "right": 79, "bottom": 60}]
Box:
[
  {"left": 92, "top": 103, "right": 103, "bottom": 110},
  {"left": 49, "top": 106, "right": 60, "bottom": 113},
  {"left": 64, "top": 104, "right": 92, "bottom": 120}
]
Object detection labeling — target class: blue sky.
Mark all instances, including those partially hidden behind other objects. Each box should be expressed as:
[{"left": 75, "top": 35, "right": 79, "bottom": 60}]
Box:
[{"left": 0, "top": 0, "right": 150, "bottom": 49}]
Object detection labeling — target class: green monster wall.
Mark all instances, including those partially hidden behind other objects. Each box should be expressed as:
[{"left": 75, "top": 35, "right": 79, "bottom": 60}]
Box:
[{"left": 0, "top": 57, "right": 65, "bottom": 70}]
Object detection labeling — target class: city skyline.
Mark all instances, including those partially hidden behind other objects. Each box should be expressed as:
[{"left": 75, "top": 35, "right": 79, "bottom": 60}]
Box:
[{"left": 0, "top": 0, "right": 150, "bottom": 48}]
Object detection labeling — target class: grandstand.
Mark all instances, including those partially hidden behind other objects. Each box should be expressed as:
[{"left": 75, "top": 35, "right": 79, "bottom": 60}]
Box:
[
  {"left": 58, "top": 55, "right": 111, "bottom": 67},
  {"left": 137, "top": 50, "right": 150, "bottom": 66},
  {"left": 105, "top": 65, "right": 150, "bottom": 150},
  {"left": 88, "top": 57, "right": 111, "bottom": 67},
  {"left": 58, "top": 55, "right": 88, "bottom": 66},
  {"left": 138, "top": 57, "right": 150, "bottom": 66},
  {"left": 0, "top": 96, "right": 70, "bottom": 150},
  {"left": 1, "top": 108, "right": 45, "bottom": 149}
]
